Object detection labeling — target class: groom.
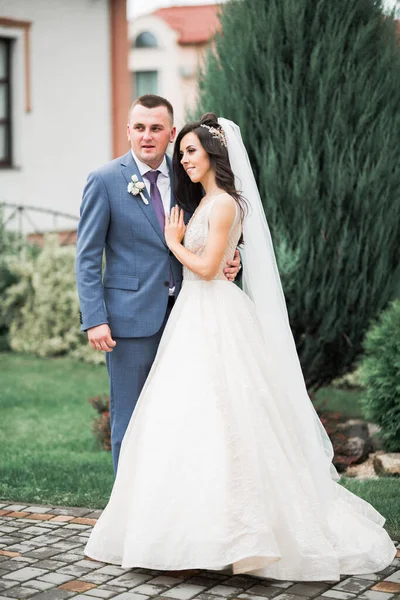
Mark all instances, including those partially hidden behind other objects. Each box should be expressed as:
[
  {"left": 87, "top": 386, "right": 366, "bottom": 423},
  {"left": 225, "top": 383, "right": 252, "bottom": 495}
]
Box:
[{"left": 76, "top": 95, "right": 241, "bottom": 473}]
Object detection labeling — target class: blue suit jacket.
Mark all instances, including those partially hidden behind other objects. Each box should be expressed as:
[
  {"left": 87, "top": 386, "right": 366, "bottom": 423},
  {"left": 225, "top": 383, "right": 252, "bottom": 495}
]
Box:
[{"left": 76, "top": 151, "right": 188, "bottom": 338}]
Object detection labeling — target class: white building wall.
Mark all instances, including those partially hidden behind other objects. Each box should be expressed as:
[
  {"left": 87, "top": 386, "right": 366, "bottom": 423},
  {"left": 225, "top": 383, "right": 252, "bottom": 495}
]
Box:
[
  {"left": 0, "top": 0, "right": 112, "bottom": 231},
  {"left": 130, "top": 15, "right": 206, "bottom": 131}
]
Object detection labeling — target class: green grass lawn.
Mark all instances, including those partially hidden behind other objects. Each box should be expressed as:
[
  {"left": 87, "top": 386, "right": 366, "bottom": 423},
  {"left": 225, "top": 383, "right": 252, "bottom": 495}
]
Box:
[
  {"left": 0, "top": 352, "right": 113, "bottom": 508},
  {"left": 1, "top": 353, "right": 399, "bottom": 538}
]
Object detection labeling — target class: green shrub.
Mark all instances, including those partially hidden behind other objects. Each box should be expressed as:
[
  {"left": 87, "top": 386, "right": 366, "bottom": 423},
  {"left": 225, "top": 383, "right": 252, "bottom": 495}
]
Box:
[
  {"left": 5, "top": 235, "right": 104, "bottom": 364},
  {"left": 197, "top": 0, "right": 400, "bottom": 390},
  {"left": 360, "top": 300, "right": 400, "bottom": 451}
]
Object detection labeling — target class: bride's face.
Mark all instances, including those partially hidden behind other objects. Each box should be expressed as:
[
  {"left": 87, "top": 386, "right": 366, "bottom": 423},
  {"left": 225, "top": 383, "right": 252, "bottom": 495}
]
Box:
[{"left": 180, "top": 132, "right": 212, "bottom": 183}]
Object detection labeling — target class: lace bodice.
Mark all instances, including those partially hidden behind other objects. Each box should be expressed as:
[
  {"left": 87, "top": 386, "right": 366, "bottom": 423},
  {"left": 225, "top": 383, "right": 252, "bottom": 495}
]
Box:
[{"left": 183, "top": 194, "right": 242, "bottom": 282}]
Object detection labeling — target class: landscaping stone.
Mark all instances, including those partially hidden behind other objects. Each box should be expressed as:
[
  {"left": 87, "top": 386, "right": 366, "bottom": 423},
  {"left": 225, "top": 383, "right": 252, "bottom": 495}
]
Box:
[{"left": 373, "top": 453, "right": 400, "bottom": 476}]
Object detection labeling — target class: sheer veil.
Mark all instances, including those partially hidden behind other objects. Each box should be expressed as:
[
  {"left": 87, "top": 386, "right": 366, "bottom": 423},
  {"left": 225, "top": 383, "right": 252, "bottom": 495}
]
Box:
[{"left": 218, "top": 118, "right": 339, "bottom": 501}]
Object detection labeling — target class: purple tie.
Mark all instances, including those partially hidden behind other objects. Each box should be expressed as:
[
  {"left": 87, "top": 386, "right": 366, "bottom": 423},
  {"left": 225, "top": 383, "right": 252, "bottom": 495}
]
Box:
[{"left": 144, "top": 170, "right": 174, "bottom": 290}]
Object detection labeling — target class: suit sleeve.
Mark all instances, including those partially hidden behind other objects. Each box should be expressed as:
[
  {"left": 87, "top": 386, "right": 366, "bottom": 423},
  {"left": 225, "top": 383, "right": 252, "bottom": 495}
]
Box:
[{"left": 75, "top": 171, "right": 110, "bottom": 332}]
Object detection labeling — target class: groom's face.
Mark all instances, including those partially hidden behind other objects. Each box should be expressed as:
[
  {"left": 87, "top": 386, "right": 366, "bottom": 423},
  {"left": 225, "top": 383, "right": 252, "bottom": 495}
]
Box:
[{"left": 127, "top": 104, "right": 176, "bottom": 169}]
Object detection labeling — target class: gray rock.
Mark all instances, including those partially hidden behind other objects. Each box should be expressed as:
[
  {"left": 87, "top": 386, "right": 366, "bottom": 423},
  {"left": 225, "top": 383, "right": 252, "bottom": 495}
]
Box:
[{"left": 373, "top": 453, "right": 400, "bottom": 476}]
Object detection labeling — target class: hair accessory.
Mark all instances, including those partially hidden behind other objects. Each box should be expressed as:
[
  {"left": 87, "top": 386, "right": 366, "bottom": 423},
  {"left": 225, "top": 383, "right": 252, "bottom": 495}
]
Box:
[{"left": 200, "top": 124, "right": 227, "bottom": 148}]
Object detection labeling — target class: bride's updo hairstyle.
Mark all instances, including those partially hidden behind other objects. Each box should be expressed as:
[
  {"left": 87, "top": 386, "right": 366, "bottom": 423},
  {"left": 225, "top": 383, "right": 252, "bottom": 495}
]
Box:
[{"left": 173, "top": 113, "right": 246, "bottom": 225}]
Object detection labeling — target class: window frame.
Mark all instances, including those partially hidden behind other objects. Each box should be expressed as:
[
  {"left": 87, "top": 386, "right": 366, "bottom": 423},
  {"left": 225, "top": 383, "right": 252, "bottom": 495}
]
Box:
[
  {"left": 134, "top": 31, "right": 158, "bottom": 49},
  {"left": 0, "top": 36, "right": 12, "bottom": 168},
  {"left": 134, "top": 70, "right": 158, "bottom": 98}
]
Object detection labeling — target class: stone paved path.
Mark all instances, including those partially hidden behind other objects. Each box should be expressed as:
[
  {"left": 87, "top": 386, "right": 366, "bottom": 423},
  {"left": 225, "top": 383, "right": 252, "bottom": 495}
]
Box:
[{"left": 0, "top": 502, "right": 399, "bottom": 600}]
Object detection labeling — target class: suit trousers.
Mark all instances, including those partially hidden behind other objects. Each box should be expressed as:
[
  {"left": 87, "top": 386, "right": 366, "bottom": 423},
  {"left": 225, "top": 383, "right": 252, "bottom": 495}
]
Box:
[{"left": 106, "top": 298, "right": 174, "bottom": 474}]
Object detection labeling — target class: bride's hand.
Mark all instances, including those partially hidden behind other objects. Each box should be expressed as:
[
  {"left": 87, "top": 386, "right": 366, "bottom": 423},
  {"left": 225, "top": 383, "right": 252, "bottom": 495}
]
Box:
[{"left": 165, "top": 206, "right": 186, "bottom": 248}]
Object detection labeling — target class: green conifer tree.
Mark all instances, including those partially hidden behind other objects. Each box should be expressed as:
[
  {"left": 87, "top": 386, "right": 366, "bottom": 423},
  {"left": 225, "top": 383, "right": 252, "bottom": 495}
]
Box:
[{"left": 197, "top": 0, "right": 400, "bottom": 390}]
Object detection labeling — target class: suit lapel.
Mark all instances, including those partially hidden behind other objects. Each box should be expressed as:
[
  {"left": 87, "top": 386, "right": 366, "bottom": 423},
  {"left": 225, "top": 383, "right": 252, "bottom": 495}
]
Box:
[{"left": 121, "top": 151, "right": 166, "bottom": 246}]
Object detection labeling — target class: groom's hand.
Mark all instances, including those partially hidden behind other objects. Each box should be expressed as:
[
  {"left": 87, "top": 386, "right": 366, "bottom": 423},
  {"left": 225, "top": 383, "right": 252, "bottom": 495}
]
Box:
[
  {"left": 224, "top": 249, "right": 241, "bottom": 282},
  {"left": 88, "top": 324, "right": 116, "bottom": 352}
]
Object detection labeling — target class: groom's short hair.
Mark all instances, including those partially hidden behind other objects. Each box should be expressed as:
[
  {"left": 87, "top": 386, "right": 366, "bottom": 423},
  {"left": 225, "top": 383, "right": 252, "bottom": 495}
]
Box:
[{"left": 130, "top": 95, "right": 174, "bottom": 124}]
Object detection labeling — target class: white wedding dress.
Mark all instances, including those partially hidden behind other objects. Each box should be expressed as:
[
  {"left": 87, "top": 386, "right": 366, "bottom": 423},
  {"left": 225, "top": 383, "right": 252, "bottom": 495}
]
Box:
[{"left": 85, "top": 194, "right": 395, "bottom": 581}]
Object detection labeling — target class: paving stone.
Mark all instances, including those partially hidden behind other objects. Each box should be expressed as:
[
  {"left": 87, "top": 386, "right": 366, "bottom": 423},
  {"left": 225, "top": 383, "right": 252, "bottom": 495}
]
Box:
[
  {"left": 95, "top": 566, "right": 132, "bottom": 577},
  {"left": 223, "top": 577, "right": 259, "bottom": 589},
  {"left": 0, "top": 580, "right": 18, "bottom": 591},
  {"left": 86, "top": 510, "right": 103, "bottom": 519},
  {"left": 110, "top": 594, "right": 151, "bottom": 600},
  {"left": 3, "top": 565, "right": 49, "bottom": 582},
  {"left": 64, "top": 523, "right": 91, "bottom": 531},
  {"left": 24, "top": 547, "right": 63, "bottom": 559},
  {"left": 272, "top": 596, "right": 312, "bottom": 600},
  {"left": 0, "top": 527, "right": 19, "bottom": 534},
  {"left": 1, "top": 585, "right": 38, "bottom": 598},
  {"left": 184, "top": 577, "right": 217, "bottom": 588},
  {"left": 80, "top": 571, "right": 116, "bottom": 585},
  {"left": 163, "top": 584, "right": 207, "bottom": 600},
  {"left": 99, "top": 584, "right": 129, "bottom": 594},
  {"left": 73, "top": 559, "right": 104, "bottom": 570},
  {"left": 242, "top": 585, "right": 282, "bottom": 598},
  {"left": 28, "top": 588, "right": 76, "bottom": 600},
  {"left": 52, "top": 552, "right": 85, "bottom": 563},
  {"left": 71, "top": 518, "right": 98, "bottom": 526},
  {"left": 38, "top": 572, "right": 75, "bottom": 584},
  {"left": 50, "top": 507, "right": 92, "bottom": 517},
  {"left": 150, "top": 577, "right": 184, "bottom": 587},
  {"left": 49, "top": 516, "right": 75, "bottom": 523},
  {"left": 384, "top": 570, "right": 400, "bottom": 583},
  {"left": 357, "top": 592, "right": 394, "bottom": 600},
  {"left": 22, "top": 526, "right": 51, "bottom": 536},
  {"left": 26, "top": 535, "right": 63, "bottom": 546},
  {"left": 0, "top": 560, "right": 35, "bottom": 572},
  {"left": 14, "top": 558, "right": 38, "bottom": 566},
  {"left": 59, "top": 580, "right": 97, "bottom": 592},
  {"left": 321, "top": 591, "right": 357, "bottom": 599},
  {"left": 134, "top": 583, "right": 171, "bottom": 596},
  {"left": 265, "top": 583, "right": 294, "bottom": 590},
  {"left": 238, "top": 594, "right": 280, "bottom": 600},
  {"left": 22, "top": 579, "right": 55, "bottom": 591},
  {"left": 27, "top": 513, "right": 55, "bottom": 521},
  {"left": 33, "top": 559, "right": 68, "bottom": 570},
  {"left": 0, "top": 537, "right": 20, "bottom": 546},
  {"left": 52, "top": 540, "right": 83, "bottom": 550},
  {"left": 332, "top": 578, "right": 372, "bottom": 594},
  {"left": 23, "top": 506, "right": 52, "bottom": 514},
  {"left": 108, "top": 573, "right": 154, "bottom": 588},
  {"left": 372, "top": 582, "right": 400, "bottom": 593},
  {"left": 208, "top": 585, "right": 246, "bottom": 598},
  {"left": 0, "top": 552, "right": 20, "bottom": 559},
  {"left": 57, "top": 564, "right": 92, "bottom": 577},
  {"left": 286, "top": 583, "right": 330, "bottom": 597},
  {"left": 354, "top": 574, "right": 381, "bottom": 582},
  {"left": 85, "top": 588, "right": 117, "bottom": 598},
  {"left": 2, "top": 505, "right": 28, "bottom": 512}
]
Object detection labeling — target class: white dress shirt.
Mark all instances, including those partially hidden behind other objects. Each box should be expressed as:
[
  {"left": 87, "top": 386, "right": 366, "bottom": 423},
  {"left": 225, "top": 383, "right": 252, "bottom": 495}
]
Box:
[{"left": 131, "top": 150, "right": 171, "bottom": 215}]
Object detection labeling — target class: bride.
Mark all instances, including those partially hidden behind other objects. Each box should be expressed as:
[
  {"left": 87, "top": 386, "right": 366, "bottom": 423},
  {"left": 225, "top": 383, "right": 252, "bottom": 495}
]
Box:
[{"left": 84, "top": 113, "right": 396, "bottom": 580}]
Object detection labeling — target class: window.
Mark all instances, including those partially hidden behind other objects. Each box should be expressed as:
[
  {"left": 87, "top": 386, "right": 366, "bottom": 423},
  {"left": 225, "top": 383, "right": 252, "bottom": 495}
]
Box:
[
  {"left": 0, "top": 37, "right": 12, "bottom": 167},
  {"left": 134, "top": 32, "right": 158, "bottom": 48},
  {"left": 134, "top": 71, "right": 158, "bottom": 98}
]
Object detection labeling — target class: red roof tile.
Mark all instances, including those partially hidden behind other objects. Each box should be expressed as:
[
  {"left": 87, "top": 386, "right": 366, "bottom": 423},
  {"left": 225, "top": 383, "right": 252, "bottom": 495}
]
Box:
[{"left": 153, "top": 4, "right": 221, "bottom": 45}]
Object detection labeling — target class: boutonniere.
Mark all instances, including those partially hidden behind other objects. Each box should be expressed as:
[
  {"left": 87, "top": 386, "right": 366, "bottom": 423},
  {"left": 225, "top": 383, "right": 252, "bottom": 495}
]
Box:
[{"left": 127, "top": 175, "right": 148, "bottom": 205}]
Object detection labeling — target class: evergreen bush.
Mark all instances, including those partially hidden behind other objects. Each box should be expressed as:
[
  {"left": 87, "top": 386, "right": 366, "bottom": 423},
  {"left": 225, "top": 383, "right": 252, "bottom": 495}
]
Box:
[
  {"left": 360, "top": 300, "right": 400, "bottom": 451},
  {"left": 5, "top": 236, "right": 104, "bottom": 364},
  {"left": 197, "top": 0, "right": 400, "bottom": 389}
]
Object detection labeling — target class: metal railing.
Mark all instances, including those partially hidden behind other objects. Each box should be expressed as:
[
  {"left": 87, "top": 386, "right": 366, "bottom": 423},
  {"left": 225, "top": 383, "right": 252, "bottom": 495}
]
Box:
[{"left": 0, "top": 202, "right": 79, "bottom": 245}]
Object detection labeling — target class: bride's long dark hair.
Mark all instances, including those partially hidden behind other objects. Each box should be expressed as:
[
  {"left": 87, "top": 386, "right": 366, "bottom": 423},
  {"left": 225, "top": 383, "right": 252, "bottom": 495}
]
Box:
[{"left": 173, "top": 113, "right": 246, "bottom": 240}]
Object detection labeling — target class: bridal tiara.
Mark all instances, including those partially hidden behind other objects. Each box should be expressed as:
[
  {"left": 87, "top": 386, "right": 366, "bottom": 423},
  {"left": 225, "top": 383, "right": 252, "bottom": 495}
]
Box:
[{"left": 200, "top": 124, "right": 227, "bottom": 148}]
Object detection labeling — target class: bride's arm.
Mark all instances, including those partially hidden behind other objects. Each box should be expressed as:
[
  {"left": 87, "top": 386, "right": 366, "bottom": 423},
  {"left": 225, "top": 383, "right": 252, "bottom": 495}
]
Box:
[{"left": 166, "top": 195, "right": 236, "bottom": 281}]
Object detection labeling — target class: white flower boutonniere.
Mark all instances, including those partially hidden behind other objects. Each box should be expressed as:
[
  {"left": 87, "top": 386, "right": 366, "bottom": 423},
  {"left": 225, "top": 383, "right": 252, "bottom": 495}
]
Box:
[{"left": 128, "top": 175, "right": 148, "bottom": 205}]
